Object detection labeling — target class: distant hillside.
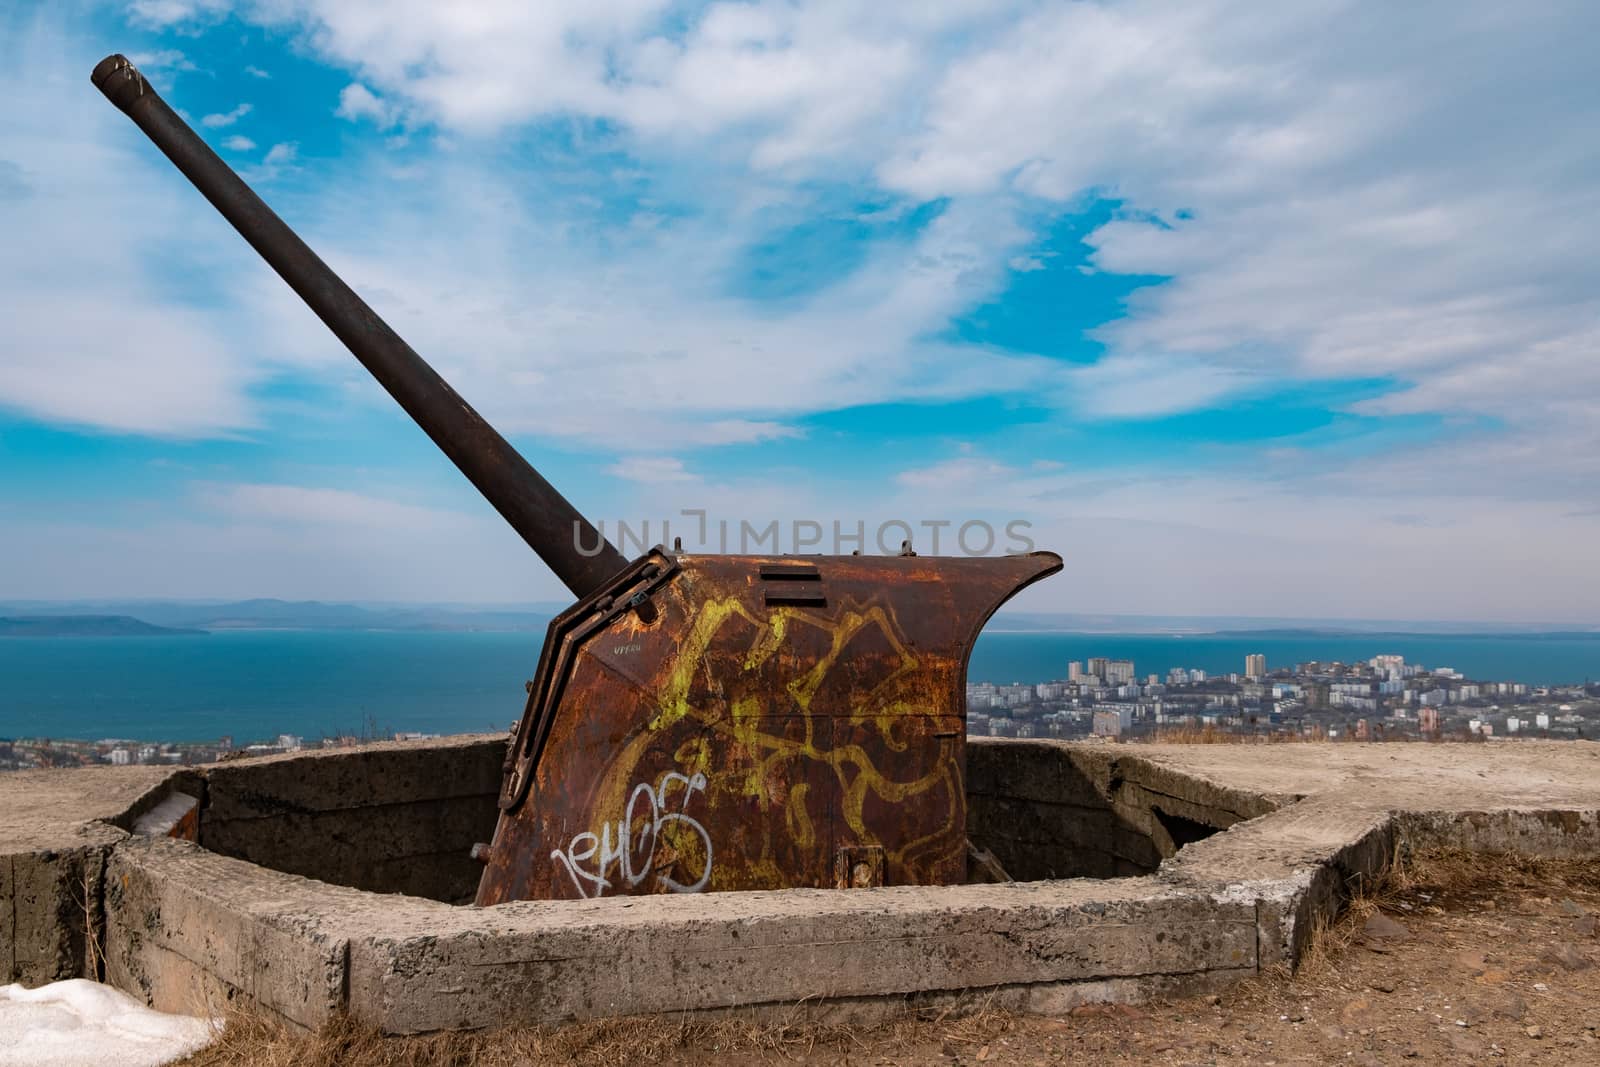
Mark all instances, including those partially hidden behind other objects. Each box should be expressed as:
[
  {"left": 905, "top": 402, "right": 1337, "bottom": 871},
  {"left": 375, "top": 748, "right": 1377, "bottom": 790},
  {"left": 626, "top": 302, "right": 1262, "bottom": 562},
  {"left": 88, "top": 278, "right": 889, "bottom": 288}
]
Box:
[
  {"left": 0, "top": 599, "right": 557, "bottom": 633},
  {"left": 2, "top": 600, "right": 1593, "bottom": 637},
  {"left": 0, "top": 615, "right": 204, "bottom": 638},
  {"left": 991, "top": 612, "right": 1600, "bottom": 636}
]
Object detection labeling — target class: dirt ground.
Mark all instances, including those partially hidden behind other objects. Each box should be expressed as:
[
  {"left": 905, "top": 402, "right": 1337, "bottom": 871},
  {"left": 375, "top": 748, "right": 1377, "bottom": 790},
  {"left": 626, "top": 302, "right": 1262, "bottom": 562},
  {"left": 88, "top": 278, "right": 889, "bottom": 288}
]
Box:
[{"left": 180, "top": 849, "right": 1600, "bottom": 1066}]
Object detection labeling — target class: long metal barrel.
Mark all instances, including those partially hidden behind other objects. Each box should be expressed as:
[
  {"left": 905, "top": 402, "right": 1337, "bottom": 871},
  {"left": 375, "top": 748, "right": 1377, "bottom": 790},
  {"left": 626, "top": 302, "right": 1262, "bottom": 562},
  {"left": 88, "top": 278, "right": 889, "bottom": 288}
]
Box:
[{"left": 91, "top": 54, "right": 628, "bottom": 600}]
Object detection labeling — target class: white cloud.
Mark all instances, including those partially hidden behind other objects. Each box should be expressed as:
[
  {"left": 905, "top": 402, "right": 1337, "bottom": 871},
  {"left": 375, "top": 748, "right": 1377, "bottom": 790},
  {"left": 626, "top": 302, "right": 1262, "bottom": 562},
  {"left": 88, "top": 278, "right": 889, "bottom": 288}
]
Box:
[
  {"left": 1, "top": 292, "right": 259, "bottom": 436},
  {"left": 335, "top": 83, "right": 399, "bottom": 127},
  {"left": 680, "top": 420, "right": 801, "bottom": 446},
  {"left": 221, "top": 134, "right": 255, "bottom": 151},
  {"left": 126, "top": 0, "right": 231, "bottom": 27},
  {"left": 127, "top": 49, "right": 195, "bottom": 72},
  {"left": 0, "top": 483, "right": 562, "bottom": 602},
  {"left": 256, "top": 174, "right": 1052, "bottom": 446},
  {"left": 0, "top": 18, "right": 263, "bottom": 436},
  {"left": 243, "top": 64, "right": 271, "bottom": 78},
  {"left": 181, "top": 2, "right": 1599, "bottom": 446},
  {"left": 262, "top": 141, "right": 297, "bottom": 165},
  {"left": 876, "top": 0, "right": 1600, "bottom": 438},
  {"left": 606, "top": 456, "right": 696, "bottom": 483},
  {"left": 896, "top": 457, "right": 1016, "bottom": 491},
  {"left": 205, "top": 483, "right": 472, "bottom": 529},
  {"left": 1067, "top": 355, "right": 1253, "bottom": 419},
  {"left": 882, "top": 451, "right": 1600, "bottom": 622},
  {"left": 200, "top": 102, "right": 252, "bottom": 127}
]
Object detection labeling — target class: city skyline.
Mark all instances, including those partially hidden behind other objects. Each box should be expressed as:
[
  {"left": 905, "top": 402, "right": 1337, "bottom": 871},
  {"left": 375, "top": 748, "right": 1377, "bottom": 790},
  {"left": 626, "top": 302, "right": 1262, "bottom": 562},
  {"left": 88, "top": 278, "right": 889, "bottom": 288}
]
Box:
[{"left": 2, "top": 3, "right": 1598, "bottom": 621}]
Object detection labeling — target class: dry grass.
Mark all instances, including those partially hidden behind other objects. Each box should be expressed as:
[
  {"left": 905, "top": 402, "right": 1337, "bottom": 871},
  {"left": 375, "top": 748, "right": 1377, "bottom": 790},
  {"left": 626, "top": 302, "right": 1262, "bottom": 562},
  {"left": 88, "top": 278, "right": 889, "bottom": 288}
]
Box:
[
  {"left": 1241, "top": 843, "right": 1600, "bottom": 997},
  {"left": 178, "top": 997, "right": 1015, "bottom": 1066},
  {"left": 79, "top": 864, "right": 104, "bottom": 981}
]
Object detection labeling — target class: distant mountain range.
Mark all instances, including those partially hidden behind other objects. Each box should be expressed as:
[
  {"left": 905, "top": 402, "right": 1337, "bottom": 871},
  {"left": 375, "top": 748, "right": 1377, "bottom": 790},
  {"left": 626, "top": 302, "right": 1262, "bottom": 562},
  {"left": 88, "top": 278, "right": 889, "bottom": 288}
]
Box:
[
  {"left": 0, "top": 600, "right": 1593, "bottom": 637},
  {"left": 0, "top": 615, "right": 204, "bottom": 638},
  {"left": 975, "top": 612, "right": 1600, "bottom": 636},
  {"left": 0, "top": 599, "right": 558, "bottom": 633}
]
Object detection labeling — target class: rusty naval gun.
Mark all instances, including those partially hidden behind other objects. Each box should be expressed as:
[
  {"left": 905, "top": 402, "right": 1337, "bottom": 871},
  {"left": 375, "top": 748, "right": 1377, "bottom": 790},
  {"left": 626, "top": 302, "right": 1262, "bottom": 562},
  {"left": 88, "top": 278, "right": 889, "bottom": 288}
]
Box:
[{"left": 92, "top": 54, "right": 1062, "bottom": 904}]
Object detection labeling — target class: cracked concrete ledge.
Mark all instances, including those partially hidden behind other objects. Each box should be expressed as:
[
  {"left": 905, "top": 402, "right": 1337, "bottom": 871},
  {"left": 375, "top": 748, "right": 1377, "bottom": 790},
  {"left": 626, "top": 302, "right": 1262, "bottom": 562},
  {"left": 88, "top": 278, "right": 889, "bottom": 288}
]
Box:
[{"left": 5, "top": 738, "right": 1600, "bottom": 1033}]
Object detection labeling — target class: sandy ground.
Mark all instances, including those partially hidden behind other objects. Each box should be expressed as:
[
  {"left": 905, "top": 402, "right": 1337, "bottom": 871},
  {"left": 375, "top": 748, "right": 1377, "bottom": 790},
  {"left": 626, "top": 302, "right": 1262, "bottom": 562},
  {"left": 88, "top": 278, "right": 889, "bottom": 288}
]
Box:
[{"left": 179, "top": 850, "right": 1600, "bottom": 1067}]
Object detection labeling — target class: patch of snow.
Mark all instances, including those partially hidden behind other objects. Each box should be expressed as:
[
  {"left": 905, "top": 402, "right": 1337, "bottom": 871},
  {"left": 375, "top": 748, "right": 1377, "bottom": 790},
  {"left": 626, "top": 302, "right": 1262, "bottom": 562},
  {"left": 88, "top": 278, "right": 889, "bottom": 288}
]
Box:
[
  {"left": 0, "top": 980, "right": 216, "bottom": 1067},
  {"left": 131, "top": 792, "right": 199, "bottom": 836}
]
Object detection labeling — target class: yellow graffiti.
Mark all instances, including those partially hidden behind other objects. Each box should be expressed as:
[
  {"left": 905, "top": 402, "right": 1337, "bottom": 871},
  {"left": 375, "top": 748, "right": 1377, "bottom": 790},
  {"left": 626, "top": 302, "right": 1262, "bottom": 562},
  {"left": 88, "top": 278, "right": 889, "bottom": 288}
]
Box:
[{"left": 575, "top": 585, "right": 966, "bottom": 888}]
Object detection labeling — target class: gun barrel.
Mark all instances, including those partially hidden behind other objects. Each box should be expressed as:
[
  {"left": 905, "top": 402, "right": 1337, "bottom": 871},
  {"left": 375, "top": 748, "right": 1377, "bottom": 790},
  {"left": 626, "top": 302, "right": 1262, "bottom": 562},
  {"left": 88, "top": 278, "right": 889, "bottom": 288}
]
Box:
[{"left": 91, "top": 54, "right": 627, "bottom": 600}]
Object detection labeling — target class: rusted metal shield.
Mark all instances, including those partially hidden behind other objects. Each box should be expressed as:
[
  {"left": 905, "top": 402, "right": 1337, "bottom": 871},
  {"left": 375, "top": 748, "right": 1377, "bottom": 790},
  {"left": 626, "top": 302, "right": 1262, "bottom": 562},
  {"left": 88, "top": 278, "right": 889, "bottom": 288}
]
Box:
[{"left": 476, "top": 550, "right": 1061, "bottom": 904}]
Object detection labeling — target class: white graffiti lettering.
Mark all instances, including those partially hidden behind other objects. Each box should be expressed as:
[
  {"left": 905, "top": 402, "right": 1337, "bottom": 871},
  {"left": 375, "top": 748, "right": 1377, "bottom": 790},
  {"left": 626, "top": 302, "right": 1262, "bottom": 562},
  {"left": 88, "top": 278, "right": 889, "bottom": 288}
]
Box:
[{"left": 551, "top": 771, "right": 712, "bottom": 898}]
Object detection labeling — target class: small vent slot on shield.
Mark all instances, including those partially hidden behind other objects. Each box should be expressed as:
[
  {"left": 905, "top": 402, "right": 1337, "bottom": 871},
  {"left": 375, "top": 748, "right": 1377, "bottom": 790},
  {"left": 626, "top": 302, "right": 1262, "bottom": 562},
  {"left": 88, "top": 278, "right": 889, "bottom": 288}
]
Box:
[{"left": 760, "top": 563, "right": 825, "bottom": 606}]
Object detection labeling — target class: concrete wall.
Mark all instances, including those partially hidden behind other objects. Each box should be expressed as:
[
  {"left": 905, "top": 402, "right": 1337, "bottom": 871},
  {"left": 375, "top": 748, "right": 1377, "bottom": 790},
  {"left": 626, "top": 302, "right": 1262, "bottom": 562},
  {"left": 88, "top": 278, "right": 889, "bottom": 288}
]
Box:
[
  {"left": 10, "top": 736, "right": 1600, "bottom": 1035},
  {"left": 197, "top": 735, "right": 504, "bottom": 903},
  {"left": 183, "top": 735, "right": 1264, "bottom": 902},
  {"left": 966, "top": 741, "right": 1278, "bottom": 880},
  {"left": 4, "top": 841, "right": 111, "bottom": 985},
  {"left": 1, "top": 765, "right": 172, "bottom": 984}
]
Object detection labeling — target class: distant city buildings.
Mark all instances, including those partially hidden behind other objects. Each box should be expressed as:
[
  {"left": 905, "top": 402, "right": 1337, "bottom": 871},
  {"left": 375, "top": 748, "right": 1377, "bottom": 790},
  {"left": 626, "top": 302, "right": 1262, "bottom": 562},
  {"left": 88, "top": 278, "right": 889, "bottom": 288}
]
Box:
[
  {"left": 958, "top": 650, "right": 1598, "bottom": 745},
  {"left": 0, "top": 728, "right": 445, "bottom": 773},
  {"left": 1092, "top": 708, "right": 1132, "bottom": 737}
]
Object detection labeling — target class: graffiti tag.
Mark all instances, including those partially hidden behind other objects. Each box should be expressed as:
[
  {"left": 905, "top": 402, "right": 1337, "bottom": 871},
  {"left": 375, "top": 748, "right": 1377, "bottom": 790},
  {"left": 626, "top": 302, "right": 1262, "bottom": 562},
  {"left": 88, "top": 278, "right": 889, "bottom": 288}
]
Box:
[{"left": 551, "top": 771, "right": 713, "bottom": 898}]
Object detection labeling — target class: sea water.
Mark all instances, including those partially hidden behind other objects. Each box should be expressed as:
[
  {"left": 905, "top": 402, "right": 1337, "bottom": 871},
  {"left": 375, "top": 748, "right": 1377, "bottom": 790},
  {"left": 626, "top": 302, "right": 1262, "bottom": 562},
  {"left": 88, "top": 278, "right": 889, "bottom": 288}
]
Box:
[{"left": 1, "top": 629, "right": 1596, "bottom": 743}]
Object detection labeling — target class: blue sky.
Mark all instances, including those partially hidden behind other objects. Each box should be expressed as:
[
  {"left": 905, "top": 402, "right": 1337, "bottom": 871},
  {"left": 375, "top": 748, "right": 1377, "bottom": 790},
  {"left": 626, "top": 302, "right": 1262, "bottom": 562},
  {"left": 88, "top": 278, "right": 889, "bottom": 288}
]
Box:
[{"left": 1, "top": 1, "right": 1597, "bottom": 620}]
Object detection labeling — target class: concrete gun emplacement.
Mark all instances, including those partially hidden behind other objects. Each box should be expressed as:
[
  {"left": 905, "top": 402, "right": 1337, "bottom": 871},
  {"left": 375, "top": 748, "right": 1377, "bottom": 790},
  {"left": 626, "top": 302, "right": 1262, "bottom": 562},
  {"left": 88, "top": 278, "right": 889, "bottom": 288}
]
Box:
[{"left": 92, "top": 53, "right": 1061, "bottom": 904}]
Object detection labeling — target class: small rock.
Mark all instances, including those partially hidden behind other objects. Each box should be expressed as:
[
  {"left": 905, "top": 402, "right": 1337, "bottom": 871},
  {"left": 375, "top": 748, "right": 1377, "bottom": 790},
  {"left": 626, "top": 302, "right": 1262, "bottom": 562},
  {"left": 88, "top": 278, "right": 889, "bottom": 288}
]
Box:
[
  {"left": 975, "top": 1045, "right": 991, "bottom": 1062},
  {"left": 1340, "top": 999, "right": 1376, "bottom": 1026},
  {"left": 1289, "top": 1011, "right": 1306, "bottom": 1023},
  {"left": 1541, "top": 942, "right": 1592, "bottom": 971},
  {"left": 1370, "top": 979, "right": 1397, "bottom": 993},
  {"left": 1364, "top": 913, "right": 1412, "bottom": 940},
  {"left": 1526, "top": 1025, "right": 1544, "bottom": 1039},
  {"left": 1557, "top": 898, "right": 1588, "bottom": 917},
  {"left": 1486, "top": 993, "right": 1528, "bottom": 1021},
  {"left": 1455, "top": 951, "right": 1488, "bottom": 975}
]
